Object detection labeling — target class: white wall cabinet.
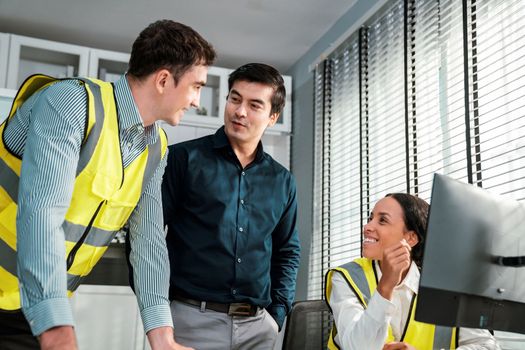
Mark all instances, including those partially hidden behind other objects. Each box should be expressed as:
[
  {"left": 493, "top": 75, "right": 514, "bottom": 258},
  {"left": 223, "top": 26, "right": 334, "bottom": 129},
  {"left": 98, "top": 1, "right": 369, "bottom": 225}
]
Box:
[
  {"left": 0, "top": 33, "right": 9, "bottom": 89},
  {"left": 87, "top": 50, "right": 231, "bottom": 130},
  {"left": 88, "top": 48, "right": 130, "bottom": 83},
  {"left": 87, "top": 52, "right": 236, "bottom": 130},
  {"left": 0, "top": 88, "right": 15, "bottom": 124},
  {"left": 180, "top": 65, "right": 230, "bottom": 129},
  {"left": 70, "top": 285, "right": 147, "bottom": 350},
  {"left": 1, "top": 33, "right": 292, "bottom": 134},
  {"left": 162, "top": 122, "right": 290, "bottom": 169},
  {"left": 6, "top": 34, "right": 90, "bottom": 89}
]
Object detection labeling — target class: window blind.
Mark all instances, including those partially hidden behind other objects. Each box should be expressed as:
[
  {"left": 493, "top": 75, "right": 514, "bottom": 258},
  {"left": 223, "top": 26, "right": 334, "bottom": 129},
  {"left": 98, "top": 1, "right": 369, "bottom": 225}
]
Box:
[
  {"left": 309, "top": 35, "right": 361, "bottom": 299},
  {"left": 361, "top": 0, "right": 407, "bottom": 213},
  {"left": 309, "top": 62, "right": 328, "bottom": 299},
  {"left": 311, "top": 0, "right": 525, "bottom": 343},
  {"left": 407, "top": 0, "right": 470, "bottom": 200},
  {"left": 468, "top": 0, "right": 525, "bottom": 201},
  {"left": 325, "top": 36, "right": 362, "bottom": 272}
]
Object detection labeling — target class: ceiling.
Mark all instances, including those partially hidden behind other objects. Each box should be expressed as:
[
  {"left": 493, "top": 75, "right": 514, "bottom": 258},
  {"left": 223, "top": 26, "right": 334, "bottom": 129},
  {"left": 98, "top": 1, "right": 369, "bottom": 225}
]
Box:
[{"left": 0, "top": 0, "right": 357, "bottom": 73}]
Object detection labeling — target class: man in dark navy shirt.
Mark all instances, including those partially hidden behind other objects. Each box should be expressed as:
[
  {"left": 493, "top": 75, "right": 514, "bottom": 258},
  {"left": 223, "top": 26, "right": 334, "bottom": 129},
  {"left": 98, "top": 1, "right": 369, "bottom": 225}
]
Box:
[{"left": 162, "top": 63, "right": 300, "bottom": 349}]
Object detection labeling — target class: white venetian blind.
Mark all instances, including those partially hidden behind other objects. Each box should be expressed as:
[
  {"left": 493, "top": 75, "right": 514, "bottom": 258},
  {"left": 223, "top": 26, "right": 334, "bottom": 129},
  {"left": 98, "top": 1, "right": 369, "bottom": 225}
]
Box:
[
  {"left": 362, "top": 0, "right": 407, "bottom": 211},
  {"left": 310, "top": 0, "right": 525, "bottom": 343},
  {"left": 407, "top": 0, "right": 470, "bottom": 200},
  {"left": 309, "top": 63, "right": 328, "bottom": 300},
  {"left": 325, "top": 36, "right": 362, "bottom": 271},
  {"left": 309, "top": 34, "right": 362, "bottom": 299},
  {"left": 468, "top": 0, "right": 525, "bottom": 201}
]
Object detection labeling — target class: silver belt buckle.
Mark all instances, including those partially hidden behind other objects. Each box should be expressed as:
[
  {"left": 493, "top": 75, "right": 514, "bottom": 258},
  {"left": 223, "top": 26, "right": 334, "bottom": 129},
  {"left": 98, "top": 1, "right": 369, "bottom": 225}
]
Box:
[{"left": 228, "top": 303, "right": 253, "bottom": 316}]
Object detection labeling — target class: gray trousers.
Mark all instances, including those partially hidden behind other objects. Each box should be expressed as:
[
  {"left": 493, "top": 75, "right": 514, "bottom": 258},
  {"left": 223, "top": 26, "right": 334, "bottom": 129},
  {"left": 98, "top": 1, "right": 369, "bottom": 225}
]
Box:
[{"left": 170, "top": 300, "right": 279, "bottom": 350}]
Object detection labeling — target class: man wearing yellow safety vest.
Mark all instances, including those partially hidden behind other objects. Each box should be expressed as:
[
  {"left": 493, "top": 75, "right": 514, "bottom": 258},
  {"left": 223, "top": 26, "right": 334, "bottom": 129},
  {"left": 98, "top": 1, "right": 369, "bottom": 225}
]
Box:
[
  {"left": 325, "top": 193, "right": 500, "bottom": 350},
  {"left": 0, "top": 20, "right": 215, "bottom": 350}
]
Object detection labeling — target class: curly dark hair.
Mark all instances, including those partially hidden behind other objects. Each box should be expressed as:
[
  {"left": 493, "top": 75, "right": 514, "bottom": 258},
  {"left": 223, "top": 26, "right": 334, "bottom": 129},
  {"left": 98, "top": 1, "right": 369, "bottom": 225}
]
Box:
[
  {"left": 128, "top": 20, "right": 216, "bottom": 82},
  {"left": 385, "top": 193, "right": 429, "bottom": 269}
]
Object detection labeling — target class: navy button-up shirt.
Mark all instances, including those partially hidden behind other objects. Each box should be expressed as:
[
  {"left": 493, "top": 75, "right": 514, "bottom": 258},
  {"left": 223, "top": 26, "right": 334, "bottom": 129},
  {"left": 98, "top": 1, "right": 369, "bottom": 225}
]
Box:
[{"left": 162, "top": 126, "right": 300, "bottom": 328}]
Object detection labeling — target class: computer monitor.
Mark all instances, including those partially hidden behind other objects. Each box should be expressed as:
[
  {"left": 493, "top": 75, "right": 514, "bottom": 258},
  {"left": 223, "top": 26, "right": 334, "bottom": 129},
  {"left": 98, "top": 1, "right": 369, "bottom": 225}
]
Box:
[{"left": 415, "top": 173, "right": 525, "bottom": 334}]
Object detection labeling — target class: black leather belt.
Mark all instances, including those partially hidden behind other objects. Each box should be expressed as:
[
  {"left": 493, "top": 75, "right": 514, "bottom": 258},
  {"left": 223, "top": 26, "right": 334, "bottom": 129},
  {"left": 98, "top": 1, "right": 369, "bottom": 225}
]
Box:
[{"left": 173, "top": 294, "right": 259, "bottom": 316}]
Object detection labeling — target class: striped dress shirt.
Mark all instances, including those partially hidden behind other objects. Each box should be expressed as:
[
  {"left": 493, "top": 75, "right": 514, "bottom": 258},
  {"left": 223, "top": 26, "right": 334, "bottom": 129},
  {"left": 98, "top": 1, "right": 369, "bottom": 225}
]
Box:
[{"left": 4, "top": 75, "right": 172, "bottom": 336}]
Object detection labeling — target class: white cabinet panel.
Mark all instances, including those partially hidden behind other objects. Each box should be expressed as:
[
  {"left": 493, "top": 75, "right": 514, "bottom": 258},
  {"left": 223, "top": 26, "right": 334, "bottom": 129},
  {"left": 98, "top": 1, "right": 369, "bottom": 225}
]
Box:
[
  {"left": 494, "top": 331, "right": 525, "bottom": 350},
  {"left": 0, "top": 33, "right": 9, "bottom": 88},
  {"left": 71, "top": 285, "right": 147, "bottom": 350},
  {"left": 7, "top": 35, "right": 89, "bottom": 89},
  {"left": 262, "top": 133, "right": 291, "bottom": 169},
  {"left": 88, "top": 48, "right": 130, "bottom": 82},
  {"left": 161, "top": 123, "right": 197, "bottom": 145},
  {"left": 180, "top": 66, "right": 231, "bottom": 129},
  {"left": 194, "top": 125, "right": 216, "bottom": 139},
  {"left": 0, "top": 88, "right": 15, "bottom": 124},
  {"left": 161, "top": 123, "right": 216, "bottom": 146},
  {"left": 2, "top": 32, "right": 292, "bottom": 135}
]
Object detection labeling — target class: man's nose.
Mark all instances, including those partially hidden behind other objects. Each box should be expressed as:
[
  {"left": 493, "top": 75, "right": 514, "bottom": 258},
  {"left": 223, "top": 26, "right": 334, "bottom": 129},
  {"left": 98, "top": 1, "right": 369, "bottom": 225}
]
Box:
[
  {"left": 235, "top": 104, "right": 247, "bottom": 118},
  {"left": 191, "top": 90, "right": 201, "bottom": 109}
]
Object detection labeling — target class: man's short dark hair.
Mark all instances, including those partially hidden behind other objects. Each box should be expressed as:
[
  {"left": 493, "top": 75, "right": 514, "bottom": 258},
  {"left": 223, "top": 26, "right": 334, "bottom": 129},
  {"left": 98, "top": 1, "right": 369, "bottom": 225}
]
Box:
[
  {"left": 228, "top": 63, "right": 286, "bottom": 116},
  {"left": 128, "top": 20, "right": 216, "bottom": 82}
]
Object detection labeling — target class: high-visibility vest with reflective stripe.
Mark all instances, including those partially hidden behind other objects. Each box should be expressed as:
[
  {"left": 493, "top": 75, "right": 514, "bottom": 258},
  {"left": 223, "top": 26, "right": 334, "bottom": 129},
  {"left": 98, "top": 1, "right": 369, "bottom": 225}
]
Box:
[
  {"left": 0, "top": 74, "right": 167, "bottom": 310},
  {"left": 325, "top": 258, "right": 457, "bottom": 350}
]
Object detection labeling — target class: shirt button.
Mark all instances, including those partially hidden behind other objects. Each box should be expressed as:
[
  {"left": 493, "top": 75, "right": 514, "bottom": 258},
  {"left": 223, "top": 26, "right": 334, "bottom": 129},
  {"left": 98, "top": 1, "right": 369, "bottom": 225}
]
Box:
[
  {"left": 241, "top": 171, "right": 246, "bottom": 176},
  {"left": 237, "top": 258, "right": 242, "bottom": 263},
  {"left": 240, "top": 199, "right": 245, "bottom": 205},
  {"left": 238, "top": 227, "right": 244, "bottom": 232}
]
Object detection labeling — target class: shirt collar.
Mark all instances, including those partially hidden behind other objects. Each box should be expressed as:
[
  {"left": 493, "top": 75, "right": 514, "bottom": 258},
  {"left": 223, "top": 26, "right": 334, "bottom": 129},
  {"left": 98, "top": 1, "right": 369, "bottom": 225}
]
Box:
[
  {"left": 374, "top": 260, "right": 420, "bottom": 295},
  {"left": 114, "top": 74, "right": 158, "bottom": 144},
  {"left": 212, "top": 126, "right": 266, "bottom": 163}
]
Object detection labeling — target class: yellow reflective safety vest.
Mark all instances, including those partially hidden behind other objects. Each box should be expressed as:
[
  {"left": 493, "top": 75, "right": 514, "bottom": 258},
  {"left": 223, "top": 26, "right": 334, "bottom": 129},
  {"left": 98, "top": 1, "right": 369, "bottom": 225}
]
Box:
[
  {"left": 0, "top": 74, "right": 167, "bottom": 310},
  {"left": 325, "top": 258, "right": 457, "bottom": 350}
]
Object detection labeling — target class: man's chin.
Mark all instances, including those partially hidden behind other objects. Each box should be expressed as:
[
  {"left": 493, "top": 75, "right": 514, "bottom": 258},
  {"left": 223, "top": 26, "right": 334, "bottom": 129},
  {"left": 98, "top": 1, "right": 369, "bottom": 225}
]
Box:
[{"left": 165, "top": 113, "right": 184, "bottom": 126}]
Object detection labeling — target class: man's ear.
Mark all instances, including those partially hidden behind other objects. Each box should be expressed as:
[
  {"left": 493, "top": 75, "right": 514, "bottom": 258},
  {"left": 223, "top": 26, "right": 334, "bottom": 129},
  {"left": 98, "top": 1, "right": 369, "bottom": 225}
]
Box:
[
  {"left": 268, "top": 112, "right": 280, "bottom": 127},
  {"left": 405, "top": 230, "right": 419, "bottom": 248},
  {"left": 155, "top": 69, "right": 171, "bottom": 93}
]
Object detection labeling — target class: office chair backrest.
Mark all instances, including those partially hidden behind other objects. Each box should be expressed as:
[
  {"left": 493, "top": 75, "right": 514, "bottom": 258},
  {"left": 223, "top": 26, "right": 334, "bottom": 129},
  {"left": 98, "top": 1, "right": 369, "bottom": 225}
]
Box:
[{"left": 282, "top": 299, "right": 333, "bottom": 350}]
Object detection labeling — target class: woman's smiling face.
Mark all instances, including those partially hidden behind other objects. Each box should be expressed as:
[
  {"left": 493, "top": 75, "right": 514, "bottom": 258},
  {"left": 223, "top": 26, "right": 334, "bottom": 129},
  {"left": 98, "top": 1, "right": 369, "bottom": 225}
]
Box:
[{"left": 362, "top": 196, "right": 415, "bottom": 260}]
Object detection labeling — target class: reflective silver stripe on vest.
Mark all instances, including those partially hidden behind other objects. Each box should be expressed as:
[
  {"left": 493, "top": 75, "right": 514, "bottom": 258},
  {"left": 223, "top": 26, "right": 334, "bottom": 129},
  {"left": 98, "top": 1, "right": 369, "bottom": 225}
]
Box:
[
  {"left": 433, "top": 325, "right": 453, "bottom": 349},
  {"left": 63, "top": 221, "right": 117, "bottom": 247},
  {"left": 76, "top": 78, "right": 105, "bottom": 176},
  {"left": 0, "top": 157, "right": 19, "bottom": 203},
  {"left": 340, "top": 261, "right": 454, "bottom": 348},
  {"left": 341, "top": 261, "right": 371, "bottom": 305},
  {"left": 67, "top": 273, "right": 85, "bottom": 291},
  {"left": 0, "top": 237, "right": 85, "bottom": 292},
  {"left": 141, "top": 131, "right": 162, "bottom": 193},
  {"left": 0, "top": 237, "right": 17, "bottom": 275}
]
